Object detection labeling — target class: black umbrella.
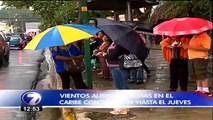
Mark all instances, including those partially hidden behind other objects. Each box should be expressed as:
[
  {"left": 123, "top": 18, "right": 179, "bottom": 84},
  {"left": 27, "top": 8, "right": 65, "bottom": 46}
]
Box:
[
  {"left": 96, "top": 18, "right": 147, "bottom": 60},
  {"left": 135, "top": 24, "right": 153, "bottom": 32}
]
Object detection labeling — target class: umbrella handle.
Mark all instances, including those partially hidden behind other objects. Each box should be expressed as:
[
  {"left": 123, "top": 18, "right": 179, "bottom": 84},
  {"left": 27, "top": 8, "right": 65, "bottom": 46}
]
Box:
[
  {"left": 65, "top": 46, "right": 77, "bottom": 65},
  {"left": 133, "top": 26, "right": 138, "bottom": 30},
  {"left": 162, "top": 34, "right": 165, "bottom": 39}
]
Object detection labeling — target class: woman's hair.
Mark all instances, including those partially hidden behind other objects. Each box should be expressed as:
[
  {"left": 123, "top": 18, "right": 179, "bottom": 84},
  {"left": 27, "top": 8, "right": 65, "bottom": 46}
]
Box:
[
  {"left": 102, "top": 35, "right": 112, "bottom": 44},
  {"left": 102, "top": 35, "right": 109, "bottom": 42}
]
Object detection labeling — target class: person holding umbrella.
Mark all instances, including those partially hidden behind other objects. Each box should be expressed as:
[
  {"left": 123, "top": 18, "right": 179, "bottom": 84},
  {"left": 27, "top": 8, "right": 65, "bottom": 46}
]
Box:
[
  {"left": 103, "top": 43, "right": 130, "bottom": 115},
  {"left": 51, "top": 43, "right": 88, "bottom": 89},
  {"left": 183, "top": 32, "right": 212, "bottom": 95},
  {"left": 97, "top": 18, "right": 152, "bottom": 115},
  {"left": 160, "top": 35, "right": 190, "bottom": 91},
  {"left": 154, "top": 17, "right": 212, "bottom": 93}
]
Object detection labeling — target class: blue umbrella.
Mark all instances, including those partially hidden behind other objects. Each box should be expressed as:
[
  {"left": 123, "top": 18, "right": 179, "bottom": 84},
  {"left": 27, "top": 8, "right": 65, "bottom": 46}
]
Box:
[{"left": 24, "top": 24, "right": 100, "bottom": 50}]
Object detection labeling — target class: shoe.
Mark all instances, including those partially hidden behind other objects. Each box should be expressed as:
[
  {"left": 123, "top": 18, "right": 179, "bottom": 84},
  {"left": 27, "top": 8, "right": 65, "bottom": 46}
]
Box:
[
  {"left": 110, "top": 108, "right": 129, "bottom": 115},
  {"left": 201, "top": 91, "right": 212, "bottom": 97},
  {"left": 194, "top": 90, "right": 202, "bottom": 93},
  {"left": 135, "top": 80, "right": 144, "bottom": 85},
  {"left": 127, "top": 79, "right": 136, "bottom": 83}
]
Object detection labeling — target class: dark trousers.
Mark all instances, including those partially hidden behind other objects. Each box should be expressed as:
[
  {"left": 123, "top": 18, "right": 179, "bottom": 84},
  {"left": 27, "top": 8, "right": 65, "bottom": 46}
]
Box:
[
  {"left": 58, "top": 71, "right": 88, "bottom": 89},
  {"left": 142, "top": 59, "right": 150, "bottom": 74},
  {"left": 169, "top": 59, "right": 188, "bottom": 91}
]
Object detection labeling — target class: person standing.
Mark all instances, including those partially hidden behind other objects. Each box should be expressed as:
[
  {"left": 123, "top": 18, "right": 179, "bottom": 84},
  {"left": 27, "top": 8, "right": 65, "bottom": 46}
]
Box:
[
  {"left": 51, "top": 43, "right": 88, "bottom": 89},
  {"left": 160, "top": 36, "right": 190, "bottom": 91},
  {"left": 138, "top": 33, "right": 151, "bottom": 77},
  {"left": 104, "top": 43, "right": 130, "bottom": 115},
  {"left": 93, "top": 35, "right": 112, "bottom": 79},
  {"left": 183, "top": 32, "right": 212, "bottom": 95}
]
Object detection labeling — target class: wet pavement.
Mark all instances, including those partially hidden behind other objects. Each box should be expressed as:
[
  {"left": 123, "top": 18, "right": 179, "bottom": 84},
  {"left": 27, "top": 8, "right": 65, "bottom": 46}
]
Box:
[
  {"left": 0, "top": 49, "right": 212, "bottom": 120},
  {"left": 0, "top": 49, "right": 43, "bottom": 120},
  {"left": 78, "top": 49, "right": 213, "bottom": 120},
  {"left": 0, "top": 49, "right": 43, "bottom": 89}
]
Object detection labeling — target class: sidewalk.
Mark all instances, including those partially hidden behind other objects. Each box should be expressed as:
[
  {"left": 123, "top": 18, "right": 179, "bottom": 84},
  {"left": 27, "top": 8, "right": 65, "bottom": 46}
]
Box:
[{"left": 77, "top": 49, "right": 212, "bottom": 120}]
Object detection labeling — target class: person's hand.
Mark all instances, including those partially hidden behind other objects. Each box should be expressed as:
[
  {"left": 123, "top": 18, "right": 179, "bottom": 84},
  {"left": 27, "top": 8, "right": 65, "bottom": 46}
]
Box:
[
  {"left": 96, "top": 52, "right": 102, "bottom": 57},
  {"left": 177, "top": 42, "right": 182, "bottom": 47},
  {"left": 102, "top": 52, "right": 107, "bottom": 57},
  {"left": 166, "top": 45, "right": 173, "bottom": 49},
  {"left": 177, "top": 44, "right": 183, "bottom": 47},
  {"left": 93, "top": 49, "right": 98, "bottom": 53},
  {"left": 93, "top": 50, "right": 98, "bottom": 55},
  {"left": 92, "top": 52, "right": 97, "bottom": 56}
]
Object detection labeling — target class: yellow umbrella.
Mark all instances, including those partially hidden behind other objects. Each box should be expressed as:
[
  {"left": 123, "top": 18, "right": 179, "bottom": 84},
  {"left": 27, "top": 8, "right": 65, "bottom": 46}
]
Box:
[{"left": 24, "top": 24, "right": 100, "bottom": 50}]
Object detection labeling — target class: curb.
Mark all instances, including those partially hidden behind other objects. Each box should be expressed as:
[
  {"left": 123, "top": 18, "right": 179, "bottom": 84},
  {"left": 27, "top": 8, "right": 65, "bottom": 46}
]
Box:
[{"left": 34, "top": 49, "right": 76, "bottom": 120}]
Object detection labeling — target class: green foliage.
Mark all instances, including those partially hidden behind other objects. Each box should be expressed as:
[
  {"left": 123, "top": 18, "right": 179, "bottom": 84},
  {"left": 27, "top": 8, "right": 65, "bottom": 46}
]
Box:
[
  {"left": 2, "top": 0, "right": 34, "bottom": 9},
  {"left": 192, "top": 0, "right": 211, "bottom": 19},
  {"left": 134, "top": 6, "right": 153, "bottom": 24},
  {"left": 0, "top": 8, "right": 41, "bottom": 32},
  {"left": 0, "top": 8, "right": 40, "bottom": 20},
  {"left": 2, "top": 0, "right": 78, "bottom": 31},
  {"left": 150, "top": 0, "right": 211, "bottom": 25},
  {"left": 54, "top": 1, "right": 78, "bottom": 24},
  {"left": 2, "top": 0, "right": 113, "bottom": 31}
]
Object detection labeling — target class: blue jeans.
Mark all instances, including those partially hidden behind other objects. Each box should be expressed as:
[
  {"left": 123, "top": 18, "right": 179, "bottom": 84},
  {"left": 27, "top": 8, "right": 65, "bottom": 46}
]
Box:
[
  {"left": 130, "top": 67, "right": 144, "bottom": 82},
  {"left": 111, "top": 68, "right": 129, "bottom": 89}
]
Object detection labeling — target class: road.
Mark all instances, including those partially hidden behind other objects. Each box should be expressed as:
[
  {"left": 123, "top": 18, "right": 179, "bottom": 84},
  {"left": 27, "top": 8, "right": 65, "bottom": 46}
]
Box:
[
  {"left": 0, "top": 49, "right": 43, "bottom": 120},
  {"left": 0, "top": 49, "right": 42, "bottom": 89},
  {"left": 77, "top": 49, "right": 213, "bottom": 120}
]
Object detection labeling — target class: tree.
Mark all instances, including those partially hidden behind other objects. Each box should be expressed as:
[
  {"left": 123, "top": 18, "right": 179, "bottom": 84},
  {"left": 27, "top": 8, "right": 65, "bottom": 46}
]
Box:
[
  {"left": 133, "top": 6, "right": 153, "bottom": 24},
  {"left": 2, "top": 1, "right": 78, "bottom": 31},
  {"left": 3, "top": 0, "right": 113, "bottom": 30},
  {"left": 150, "top": 0, "right": 211, "bottom": 25}
]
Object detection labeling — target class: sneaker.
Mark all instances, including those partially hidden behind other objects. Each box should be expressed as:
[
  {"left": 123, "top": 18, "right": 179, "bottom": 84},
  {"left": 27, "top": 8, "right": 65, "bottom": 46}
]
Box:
[{"left": 110, "top": 108, "right": 129, "bottom": 115}]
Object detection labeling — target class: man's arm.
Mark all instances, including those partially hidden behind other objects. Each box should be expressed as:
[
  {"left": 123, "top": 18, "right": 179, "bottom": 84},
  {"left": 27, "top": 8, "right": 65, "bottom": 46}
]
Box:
[{"left": 183, "top": 44, "right": 209, "bottom": 51}]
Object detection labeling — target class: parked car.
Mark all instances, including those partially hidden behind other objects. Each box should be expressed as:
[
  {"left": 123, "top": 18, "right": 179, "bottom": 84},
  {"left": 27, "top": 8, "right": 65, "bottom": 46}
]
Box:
[
  {"left": 8, "top": 36, "right": 27, "bottom": 49},
  {"left": 0, "top": 31, "right": 10, "bottom": 65}
]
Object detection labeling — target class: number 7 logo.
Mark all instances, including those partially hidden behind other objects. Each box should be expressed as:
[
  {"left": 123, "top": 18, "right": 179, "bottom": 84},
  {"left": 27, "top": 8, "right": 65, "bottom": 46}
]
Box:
[{"left": 22, "top": 92, "right": 42, "bottom": 106}]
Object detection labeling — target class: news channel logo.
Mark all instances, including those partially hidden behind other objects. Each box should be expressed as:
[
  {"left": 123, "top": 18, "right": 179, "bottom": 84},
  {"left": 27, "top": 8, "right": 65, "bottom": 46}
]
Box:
[{"left": 21, "top": 91, "right": 42, "bottom": 106}]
